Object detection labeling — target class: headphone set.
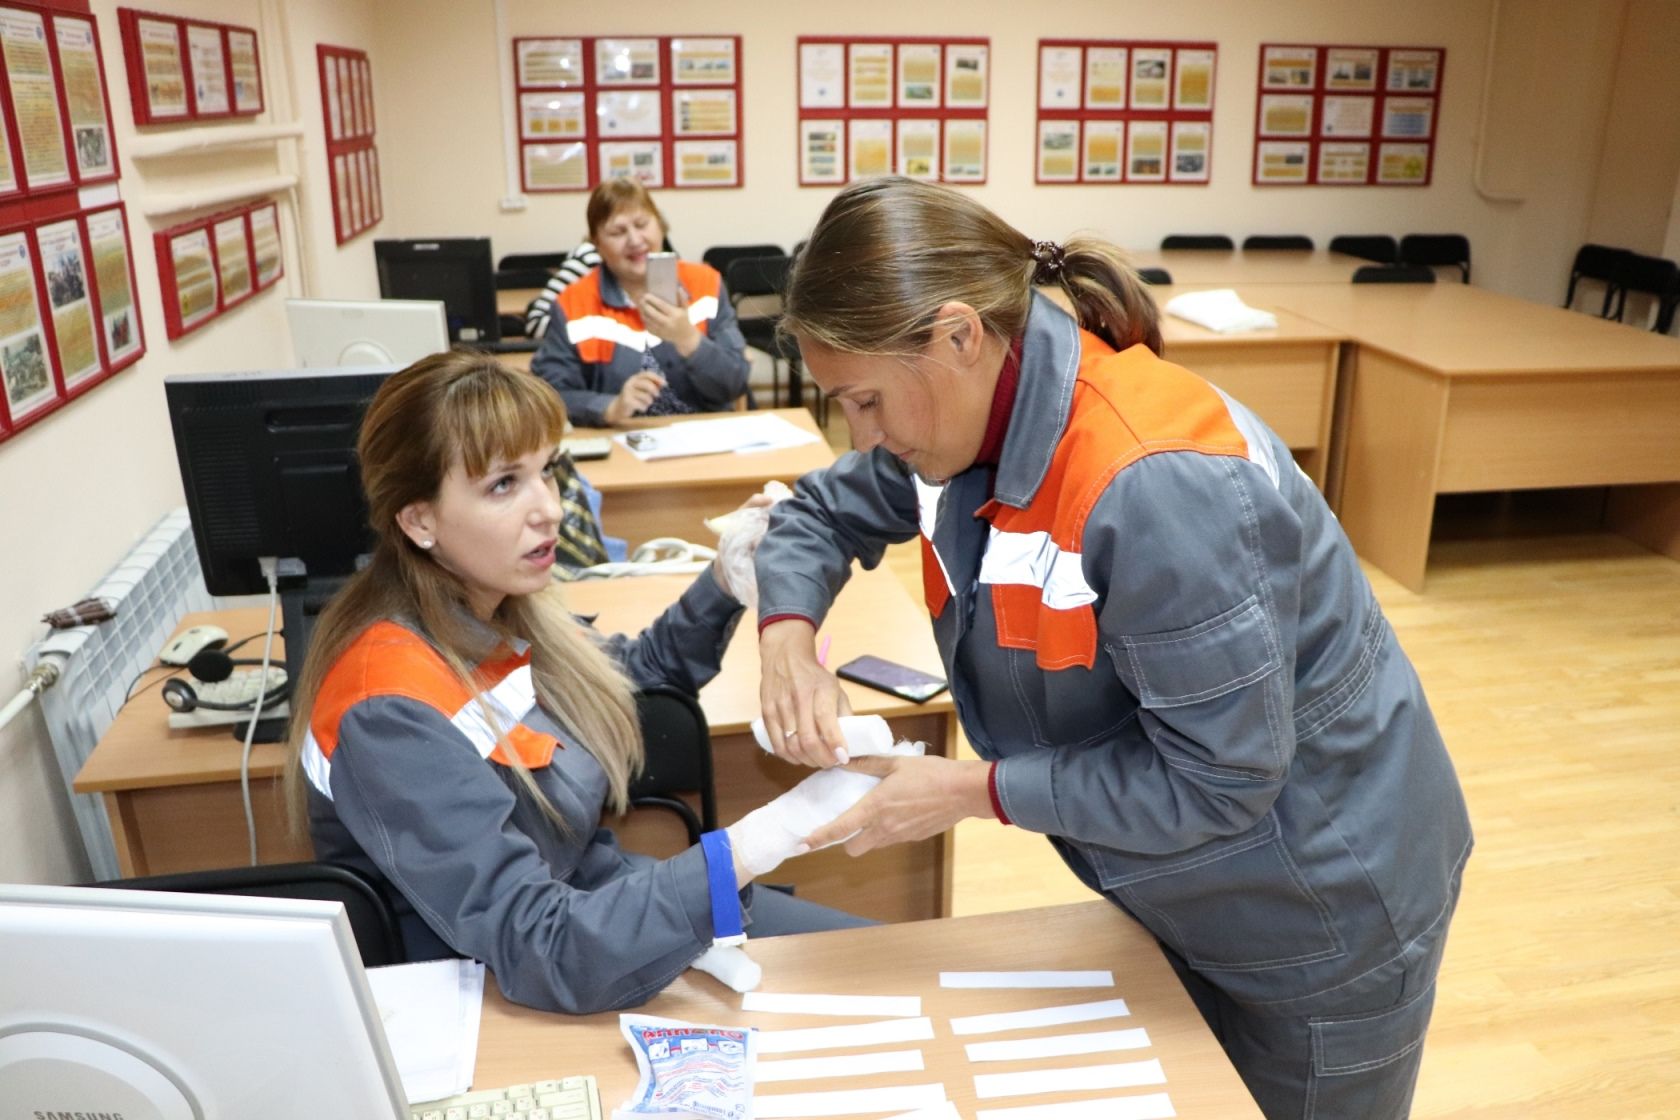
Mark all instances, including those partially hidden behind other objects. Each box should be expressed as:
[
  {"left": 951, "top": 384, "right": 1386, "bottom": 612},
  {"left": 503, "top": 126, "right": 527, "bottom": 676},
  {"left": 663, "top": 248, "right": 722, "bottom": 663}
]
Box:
[{"left": 160, "top": 647, "right": 290, "bottom": 714}]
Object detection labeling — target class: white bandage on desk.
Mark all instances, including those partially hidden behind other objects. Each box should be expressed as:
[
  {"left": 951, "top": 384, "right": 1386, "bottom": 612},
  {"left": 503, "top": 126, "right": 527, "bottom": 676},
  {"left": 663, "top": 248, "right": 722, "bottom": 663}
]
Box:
[
  {"left": 1163, "top": 288, "right": 1279, "bottom": 333},
  {"left": 690, "top": 943, "right": 763, "bottom": 993}
]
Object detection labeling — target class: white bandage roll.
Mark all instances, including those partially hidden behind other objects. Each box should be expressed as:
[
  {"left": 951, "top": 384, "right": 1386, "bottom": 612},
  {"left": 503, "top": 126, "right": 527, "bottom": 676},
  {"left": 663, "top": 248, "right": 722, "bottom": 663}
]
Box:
[
  {"left": 751, "top": 715, "right": 904, "bottom": 759},
  {"left": 691, "top": 943, "right": 763, "bottom": 992}
]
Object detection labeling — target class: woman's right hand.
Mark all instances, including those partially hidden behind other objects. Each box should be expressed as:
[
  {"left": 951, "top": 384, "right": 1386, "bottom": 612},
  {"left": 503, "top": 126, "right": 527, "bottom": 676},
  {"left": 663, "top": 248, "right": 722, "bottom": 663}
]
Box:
[
  {"left": 759, "top": 618, "right": 849, "bottom": 768},
  {"left": 602, "top": 371, "right": 666, "bottom": 426}
]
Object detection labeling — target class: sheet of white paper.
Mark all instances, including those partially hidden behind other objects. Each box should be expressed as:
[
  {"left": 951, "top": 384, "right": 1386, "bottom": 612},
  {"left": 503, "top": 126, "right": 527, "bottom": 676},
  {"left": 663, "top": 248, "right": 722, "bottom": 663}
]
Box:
[
  {"left": 975, "top": 1057, "right": 1167, "bottom": 1099},
  {"left": 366, "top": 958, "right": 485, "bottom": 1104},
  {"left": 950, "top": 997, "right": 1131, "bottom": 1036},
  {"left": 615, "top": 414, "right": 821, "bottom": 461},
  {"left": 1163, "top": 288, "right": 1279, "bottom": 334},
  {"left": 884, "top": 1105, "right": 963, "bottom": 1120},
  {"left": 755, "top": 1016, "right": 935, "bottom": 1054},
  {"left": 755, "top": 1048, "right": 925, "bottom": 1083},
  {"left": 977, "top": 1091, "right": 1177, "bottom": 1120},
  {"left": 940, "top": 970, "right": 1113, "bottom": 988},
  {"left": 754, "top": 1083, "right": 948, "bottom": 1117},
  {"left": 966, "top": 1026, "right": 1151, "bottom": 1062},
  {"left": 743, "top": 991, "right": 922, "bottom": 1017}
]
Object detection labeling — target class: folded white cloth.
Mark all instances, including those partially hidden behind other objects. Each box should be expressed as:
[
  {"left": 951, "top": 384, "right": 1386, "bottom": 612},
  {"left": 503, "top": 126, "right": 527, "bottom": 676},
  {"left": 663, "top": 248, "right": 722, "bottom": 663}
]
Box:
[{"left": 1164, "top": 288, "right": 1279, "bottom": 333}]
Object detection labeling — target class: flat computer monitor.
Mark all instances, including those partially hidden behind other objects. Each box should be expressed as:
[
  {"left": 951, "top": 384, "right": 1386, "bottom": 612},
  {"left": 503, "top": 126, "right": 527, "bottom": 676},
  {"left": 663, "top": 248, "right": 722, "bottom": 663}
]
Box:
[
  {"left": 0, "top": 884, "right": 409, "bottom": 1118},
  {"left": 286, "top": 298, "right": 450, "bottom": 367},
  {"left": 373, "top": 238, "right": 499, "bottom": 343}
]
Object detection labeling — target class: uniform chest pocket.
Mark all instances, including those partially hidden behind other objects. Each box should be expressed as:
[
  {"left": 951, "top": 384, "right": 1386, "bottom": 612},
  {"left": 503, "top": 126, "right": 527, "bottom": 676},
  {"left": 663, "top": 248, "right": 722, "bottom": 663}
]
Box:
[{"left": 1119, "top": 594, "right": 1280, "bottom": 708}]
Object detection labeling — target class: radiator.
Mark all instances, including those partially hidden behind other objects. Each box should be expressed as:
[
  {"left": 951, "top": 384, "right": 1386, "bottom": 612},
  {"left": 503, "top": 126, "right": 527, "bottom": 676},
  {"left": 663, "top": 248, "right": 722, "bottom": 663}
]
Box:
[{"left": 25, "top": 507, "right": 214, "bottom": 880}]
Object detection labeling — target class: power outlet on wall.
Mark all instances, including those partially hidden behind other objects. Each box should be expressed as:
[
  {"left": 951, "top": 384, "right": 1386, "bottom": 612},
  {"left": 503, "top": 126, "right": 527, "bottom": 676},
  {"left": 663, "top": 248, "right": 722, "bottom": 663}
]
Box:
[{"left": 499, "top": 196, "right": 528, "bottom": 213}]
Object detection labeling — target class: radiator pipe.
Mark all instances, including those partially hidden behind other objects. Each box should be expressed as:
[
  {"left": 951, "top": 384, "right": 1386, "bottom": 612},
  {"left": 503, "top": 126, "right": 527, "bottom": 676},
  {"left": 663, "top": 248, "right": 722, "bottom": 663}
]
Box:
[{"left": 0, "top": 657, "right": 65, "bottom": 735}]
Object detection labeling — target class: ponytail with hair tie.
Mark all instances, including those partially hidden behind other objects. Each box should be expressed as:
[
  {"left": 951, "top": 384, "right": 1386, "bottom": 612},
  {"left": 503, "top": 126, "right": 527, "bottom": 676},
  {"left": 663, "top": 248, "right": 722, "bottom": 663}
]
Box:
[{"left": 1031, "top": 240, "right": 1066, "bottom": 284}]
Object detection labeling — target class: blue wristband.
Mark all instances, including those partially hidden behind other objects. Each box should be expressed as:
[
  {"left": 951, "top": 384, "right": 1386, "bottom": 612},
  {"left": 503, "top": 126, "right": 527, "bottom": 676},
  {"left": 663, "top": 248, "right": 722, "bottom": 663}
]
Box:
[{"left": 699, "top": 830, "right": 746, "bottom": 946}]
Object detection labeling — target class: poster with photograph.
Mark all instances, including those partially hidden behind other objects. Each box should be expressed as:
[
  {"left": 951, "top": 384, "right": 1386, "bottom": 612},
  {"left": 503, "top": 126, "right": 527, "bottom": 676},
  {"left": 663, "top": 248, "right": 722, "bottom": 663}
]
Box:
[
  {"left": 800, "top": 118, "right": 844, "bottom": 183},
  {"left": 943, "top": 118, "right": 985, "bottom": 182},
  {"left": 137, "top": 17, "right": 188, "bottom": 119},
  {"left": 518, "top": 39, "right": 582, "bottom": 88},
  {"left": 520, "top": 91, "right": 585, "bottom": 139},
  {"left": 1126, "top": 120, "right": 1167, "bottom": 181},
  {"left": 186, "top": 25, "right": 229, "bottom": 115},
  {"left": 55, "top": 18, "right": 114, "bottom": 180},
  {"left": 1376, "top": 142, "right": 1429, "bottom": 184},
  {"left": 1382, "top": 97, "right": 1434, "bottom": 139},
  {"left": 338, "top": 57, "right": 357, "bottom": 136},
  {"left": 596, "top": 90, "right": 661, "bottom": 138},
  {"left": 332, "top": 152, "right": 348, "bottom": 238},
  {"left": 1130, "top": 48, "right": 1171, "bottom": 109},
  {"left": 1259, "top": 94, "right": 1313, "bottom": 137},
  {"left": 1, "top": 9, "right": 69, "bottom": 187},
  {"left": 672, "top": 140, "right": 737, "bottom": 187},
  {"left": 848, "top": 44, "right": 892, "bottom": 108},
  {"left": 1084, "top": 46, "right": 1126, "bottom": 109},
  {"left": 323, "top": 49, "right": 341, "bottom": 139},
  {"left": 898, "top": 44, "right": 940, "bottom": 109},
  {"left": 0, "top": 231, "right": 54, "bottom": 418},
  {"left": 228, "top": 29, "right": 261, "bottom": 112},
  {"left": 86, "top": 208, "right": 138, "bottom": 362},
  {"left": 36, "top": 221, "right": 97, "bottom": 388},
  {"left": 0, "top": 100, "right": 14, "bottom": 193},
  {"left": 671, "top": 38, "right": 735, "bottom": 85},
  {"left": 1039, "top": 45, "right": 1081, "bottom": 110},
  {"left": 1262, "top": 46, "right": 1316, "bottom": 89},
  {"left": 599, "top": 141, "right": 662, "bottom": 186},
  {"left": 1256, "top": 140, "right": 1310, "bottom": 183},
  {"left": 799, "top": 42, "right": 844, "bottom": 108},
  {"left": 896, "top": 117, "right": 938, "bottom": 180},
  {"left": 1321, "top": 96, "right": 1374, "bottom": 138},
  {"left": 1037, "top": 119, "right": 1078, "bottom": 182},
  {"left": 1082, "top": 120, "right": 1123, "bottom": 181},
  {"left": 672, "top": 88, "right": 735, "bottom": 136},
  {"left": 847, "top": 118, "right": 891, "bottom": 178},
  {"left": 596, "top": 38, "right": 659, "bottom": 85},
  {"left": 358, "top": 58, "right": 375, "bottom": 134},
  {"left": 249, "top": 204, "right": 281, "bottom": 288},
  {"left": 1386, "top": 50, "right": 1440, "bottom": 93},
  {"left": 1325, "top": 48, "right": 1379, "bottom": 91},
  {"left": 1170, "top": 121, "right": 1211, "bottom": 182},
  {"left": 945, "top": 43, "right": 987, "bottom": 108},
  {"left": 169, "top": 228, "right": 217, "bottom": 330},
  {"left": 1174, "top": 49, "right": 1215, "bottom": 110},
  {"left": 1317, "top": 142, "right": 1370, "bottom": 183},
  {"left": 524, "top": 143, "right": 587, "bottom": 190}
]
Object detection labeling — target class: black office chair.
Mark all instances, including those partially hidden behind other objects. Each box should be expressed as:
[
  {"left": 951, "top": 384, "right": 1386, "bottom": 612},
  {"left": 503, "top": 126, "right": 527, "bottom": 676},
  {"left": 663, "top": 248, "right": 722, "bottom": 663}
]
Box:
[
  {"left": 1137, "top": 267, "right": 1173, "bottom": 285},
  {"left": 1563, "top": 244, "right": 1628, "bottom": 317},
  {"left": 96, "top": 861, "right": 407, "bottom": 968},
  {"left": 722, "top": 253, "right": 795, "bottom": 409},
  {"left": 1242, "top": 235, "right": 1313, "bottom": 251},
  {"left": 1329, "top": 235, "right": 1398, "bottom": 264},
  {"left": 1609, "top": 252, "right": 1680, "bottom": 334},
  {"left": 1160, "top": 234, "right": 1235, "bottom": 250},
  {"left": 627, "top": 685, "right": 717, "bottom": 846},
  {"left": 497, "top": 251, "right": 568, "bottom": 272},
  {"left": 1352, "top": 264, "right": 1437, "bottom": 284},
  {"left": 1399, "top": 234, "right": 1471, "bottom": 283},
  {"left": 703, "top": 244, "right": 784, "bottom": 282}
]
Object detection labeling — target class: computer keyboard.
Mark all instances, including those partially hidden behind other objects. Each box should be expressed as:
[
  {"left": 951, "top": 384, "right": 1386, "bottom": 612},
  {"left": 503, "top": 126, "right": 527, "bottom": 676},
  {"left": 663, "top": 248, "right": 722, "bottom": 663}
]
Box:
[
  {"left": 410, "top": 1074, "right": 601, "bottom": 1120},
  {"left": 165, "top": 667, "right": 290, "bottom": 729}
]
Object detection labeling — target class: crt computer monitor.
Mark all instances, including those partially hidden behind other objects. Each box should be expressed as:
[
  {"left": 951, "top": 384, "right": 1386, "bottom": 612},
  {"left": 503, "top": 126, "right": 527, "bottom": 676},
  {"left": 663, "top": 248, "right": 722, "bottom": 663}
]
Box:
[
  {"left": 0, "top": 884, "right": 409, "bottom": 1117},
  {"left": 286, "top": 298, "right": 450, "bottom": 367},
  {"left": 374, "top": 237, "right": 500, "bottom": 343}
]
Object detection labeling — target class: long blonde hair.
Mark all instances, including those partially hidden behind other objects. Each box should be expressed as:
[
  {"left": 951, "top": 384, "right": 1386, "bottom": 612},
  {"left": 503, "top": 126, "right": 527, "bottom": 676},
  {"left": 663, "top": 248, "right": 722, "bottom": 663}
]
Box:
[
  {"left": 283, "top": 352, "right": 642, "bottom": 837},
  {"left": 782, "top": 177, "right": 1160, "bottom": 358}
]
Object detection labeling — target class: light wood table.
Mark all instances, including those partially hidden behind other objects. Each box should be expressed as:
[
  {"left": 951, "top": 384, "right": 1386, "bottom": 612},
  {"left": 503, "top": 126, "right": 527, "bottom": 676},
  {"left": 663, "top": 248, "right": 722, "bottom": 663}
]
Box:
[
  {"left": 496, "top": 286, "right": 546, "bottom": 317},
  {"left": 1129, "top": 248, "right": 1367, "bottom": 285},
  {"left": 73, "top": 564, "right": 956, "bottom": 921},
  {"left": 566, "top": 407, "right": 835, "bottom": 545},
  {"left": 475, "top": 901, "right": 1262, "bottom": 1117}
]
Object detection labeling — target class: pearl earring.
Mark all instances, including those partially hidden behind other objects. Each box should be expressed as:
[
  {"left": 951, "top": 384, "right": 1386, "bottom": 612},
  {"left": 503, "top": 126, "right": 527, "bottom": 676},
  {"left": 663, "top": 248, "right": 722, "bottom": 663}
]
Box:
[{"left": 419, "top": 539, "right": 434, "bottom": 550}]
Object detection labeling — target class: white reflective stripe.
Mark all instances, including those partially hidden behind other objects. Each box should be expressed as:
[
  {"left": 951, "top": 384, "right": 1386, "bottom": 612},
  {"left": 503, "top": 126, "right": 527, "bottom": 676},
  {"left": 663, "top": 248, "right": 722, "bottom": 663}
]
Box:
[
  {"left": 301, "top": 730, "right": 333, "bottom": 800},
  {"left": 1213, "top": 387, "right": 1281, "bottom": 489},
  {"left": 688, "top": 295, "right": 718, "bottom": 324},
  {"left": 913, "top": 477, "right": 944, "bottom": 541},
  {"left": 566, "top": 314, "right": 659, "bottom": 352},
  {"left": 449, "top": 664, "right": 538, "bottom": 760},
  {"left": 978, "top": 527, "right": 1098, "bottom": 610}
]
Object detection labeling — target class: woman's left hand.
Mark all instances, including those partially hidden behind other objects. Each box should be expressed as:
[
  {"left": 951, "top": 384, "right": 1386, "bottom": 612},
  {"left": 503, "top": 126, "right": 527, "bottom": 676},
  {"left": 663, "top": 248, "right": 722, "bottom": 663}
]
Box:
[
  {"left": 639, "top": 293, "right": 702, "bottom": 356},
  {"left": 804, "top": 755, "right": 996, "bottom": 856}
]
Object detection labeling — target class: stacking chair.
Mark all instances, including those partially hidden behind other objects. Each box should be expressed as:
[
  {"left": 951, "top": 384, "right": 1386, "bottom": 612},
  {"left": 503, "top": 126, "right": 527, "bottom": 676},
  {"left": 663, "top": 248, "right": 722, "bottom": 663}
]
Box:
[
  {"left": 1563, "top": 244, "right": 1628, "bottom": 317},
  {"left": 1328, "top": 235, "right": 1398, "bottom": 264},
  {"left": 1137, "top": 267, "right": 1173, "bottom": 285},
  {"left": 1242, "top": 235, "right": 1313, "bottom": 251},
  {"left": 1161, "top": 234, "right": 1235, "bottom": 250},
  {"left": 703, "top": 243, "right": 784, "bottom": 282},
  {"left": 722, "top": 252, "right": 795, "bottom": 409},
  {"left": 497, "top": 251, "right": 569, "bottom": 272},
  {"left": 1609, "top": 252, "right": 1680, "bottom": 334},
  {"left": 627, "top": 685, "right": 717, "bottom": 845},
  {"left": 1399, "top": 234, "right": 1471, "bottom": 283},
  {"left": 1352, "top": 264, "right": 1437, "bottom": 284},
  {"left": 98, "top": 861, "right": 407, "bottom": 968}
]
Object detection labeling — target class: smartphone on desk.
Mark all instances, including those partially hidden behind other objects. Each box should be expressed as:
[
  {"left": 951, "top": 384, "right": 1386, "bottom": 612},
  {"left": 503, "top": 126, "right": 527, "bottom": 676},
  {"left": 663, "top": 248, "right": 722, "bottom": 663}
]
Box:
[
  {"left": 836, "top": 655, "right": 949, "bottom": 703},
  {"left": 645, "top": 252, "right": 680, "bottom": 306}
]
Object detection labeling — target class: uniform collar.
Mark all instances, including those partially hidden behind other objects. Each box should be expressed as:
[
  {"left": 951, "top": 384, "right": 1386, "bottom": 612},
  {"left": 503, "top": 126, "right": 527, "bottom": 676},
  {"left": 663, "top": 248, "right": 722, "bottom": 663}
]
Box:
[
  {"left": 989, "top": 292, "right": 1084, "bottom": 509},
  {"left": 597, "top": 264, "right": 634, "bottom": 309}
]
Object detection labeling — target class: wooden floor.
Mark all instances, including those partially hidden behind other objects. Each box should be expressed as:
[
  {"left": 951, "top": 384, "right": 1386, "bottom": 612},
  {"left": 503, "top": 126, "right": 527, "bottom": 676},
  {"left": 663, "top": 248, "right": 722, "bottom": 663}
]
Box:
[{"left": 817, "top": 414, "right": 1680, "bottom": 1119}]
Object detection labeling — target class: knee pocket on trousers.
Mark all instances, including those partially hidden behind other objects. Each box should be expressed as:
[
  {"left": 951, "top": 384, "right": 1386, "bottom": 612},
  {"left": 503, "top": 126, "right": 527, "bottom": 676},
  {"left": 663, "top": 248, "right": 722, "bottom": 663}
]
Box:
[{"left": 1311, "top": 977, "right": 1437, "bottom": 1077}]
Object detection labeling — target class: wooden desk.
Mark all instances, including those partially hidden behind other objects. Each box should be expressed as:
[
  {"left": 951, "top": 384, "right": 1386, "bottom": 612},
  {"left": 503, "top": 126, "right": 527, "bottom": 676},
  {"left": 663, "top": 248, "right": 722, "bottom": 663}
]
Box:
[
  {"left": 73, "top": 564, "right": 955, "bottom": 921},
  {"left": 569, "top": 408, "right": 836, "bottom": 545},
  {"left": 1129, "top": 248, "right": 1366, "bottom": 286},
  {"left": 497, "top": 286, "right": 546, "bottom": 317},
  {"left": 475, "top": 901, "right": 1262, "bottom": 1117}
]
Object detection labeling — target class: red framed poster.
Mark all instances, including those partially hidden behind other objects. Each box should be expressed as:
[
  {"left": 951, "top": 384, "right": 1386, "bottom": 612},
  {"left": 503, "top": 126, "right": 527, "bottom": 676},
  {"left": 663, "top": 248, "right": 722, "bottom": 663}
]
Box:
[
  {"left": 318, "top": 44, "right": 379, "bottom": 244},
  {"left": 512, "top": 34, "right": 743, "bottom": 193},
  {"left": 117, "top": 8, "right": 263, "bottom": 126},
  {"left": 796, "top": 36, "right": 989, "bottom": 187},
  {"left": 1251, "top": 43, "right": 1444, "bottom": 187},
  {"left": 152, "top": 197, "right": 280, "bottom": 341}
]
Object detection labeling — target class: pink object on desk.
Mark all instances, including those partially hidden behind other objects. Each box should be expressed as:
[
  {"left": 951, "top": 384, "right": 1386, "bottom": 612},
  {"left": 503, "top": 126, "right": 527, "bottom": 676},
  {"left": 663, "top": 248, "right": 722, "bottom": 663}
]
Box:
[{"left": 818, "top": 635, "right": 832, "bottom": 667}]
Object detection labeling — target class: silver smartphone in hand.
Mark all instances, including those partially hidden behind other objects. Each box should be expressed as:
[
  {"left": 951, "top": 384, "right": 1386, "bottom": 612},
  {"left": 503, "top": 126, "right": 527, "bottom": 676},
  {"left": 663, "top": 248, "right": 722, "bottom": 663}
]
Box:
[{"left": 645, "top": 252, "right": 679, "bottom": 305}]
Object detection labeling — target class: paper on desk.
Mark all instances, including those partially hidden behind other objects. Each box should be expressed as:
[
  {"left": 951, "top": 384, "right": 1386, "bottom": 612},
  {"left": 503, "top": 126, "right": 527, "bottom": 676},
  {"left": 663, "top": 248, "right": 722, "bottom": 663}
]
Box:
[
  {"left": 366, "top": 957, "right": 485, "bottom": 1104},
  {"left": 615, "top": 414, "right": 821, "bottom": 461},
  {"left": 1164, "top": 288, "right": 1279, "bottom": 333}
]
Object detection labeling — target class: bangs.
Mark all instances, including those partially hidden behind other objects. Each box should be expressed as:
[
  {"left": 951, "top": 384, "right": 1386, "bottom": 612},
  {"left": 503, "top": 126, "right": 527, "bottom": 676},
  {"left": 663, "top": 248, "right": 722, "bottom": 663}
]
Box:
[{"left": 440, "top": 363, "right": 566, "bottom": 478}]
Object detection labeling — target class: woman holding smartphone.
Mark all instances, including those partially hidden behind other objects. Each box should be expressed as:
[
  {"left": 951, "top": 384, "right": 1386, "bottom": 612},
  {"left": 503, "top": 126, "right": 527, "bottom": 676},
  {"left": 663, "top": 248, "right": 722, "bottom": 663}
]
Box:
[
  {"left": 530, "top": 179, "right": 751, "bottom": 427},
  {"left": 752, "top": 178, "right": 1470, "bottom": 1119}
]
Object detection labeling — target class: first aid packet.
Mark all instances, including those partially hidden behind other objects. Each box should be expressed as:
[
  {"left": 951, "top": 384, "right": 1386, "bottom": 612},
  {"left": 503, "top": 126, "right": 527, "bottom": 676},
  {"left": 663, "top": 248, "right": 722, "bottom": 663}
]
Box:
[{"left": 614, "top": 1014, "right": 756, "bottom": 1120}]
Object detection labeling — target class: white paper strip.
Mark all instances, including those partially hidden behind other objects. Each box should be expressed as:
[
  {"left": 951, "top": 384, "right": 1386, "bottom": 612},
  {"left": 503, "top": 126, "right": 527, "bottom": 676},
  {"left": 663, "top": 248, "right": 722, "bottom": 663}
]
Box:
[
  {"left": 755, "top": 1049, "right": 925, "bottom": 1083},
  {"left": 966, "top": 1027, "right": 1152, "bottom": 1063},
  {"left": 743, "top": 991, "right": 923, "bottom": 1017},
  {"left": 941, "top": 970, "right": 1114, "bottom": 988},
  {"left": 977, "top": 1092, "right": 1177, "bottom": 1120},
  {"left": 950, "top": 997, "right": 1131, "bottom": 1036},
  {"left": 754, "top": 1083, "right": 948, "bottom": 1118},
  {"left": 975, "top": 1057, "right": 1167, "bottom": 1099},
  {"left": 755, "top": 1016, "right": 936, "bottom": 1054},
  {"left": 884, "top": 1105, "right": 963, "bottom": 1120}
]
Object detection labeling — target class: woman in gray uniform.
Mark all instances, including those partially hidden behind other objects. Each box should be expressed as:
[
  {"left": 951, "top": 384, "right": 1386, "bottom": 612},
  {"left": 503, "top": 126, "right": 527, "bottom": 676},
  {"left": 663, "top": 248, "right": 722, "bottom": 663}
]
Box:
[{"left": 753, "top": 178, "right": 1471, "bottom": 1119}]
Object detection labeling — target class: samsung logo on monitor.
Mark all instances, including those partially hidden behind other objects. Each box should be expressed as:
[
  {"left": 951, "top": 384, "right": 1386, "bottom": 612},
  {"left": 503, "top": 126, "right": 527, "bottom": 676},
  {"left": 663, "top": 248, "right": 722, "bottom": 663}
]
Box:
[{"left": 33, "top": 1112, "right": 127, "bottom": 1119}]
